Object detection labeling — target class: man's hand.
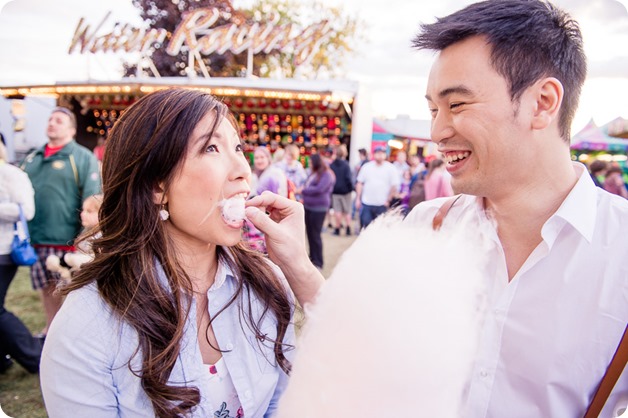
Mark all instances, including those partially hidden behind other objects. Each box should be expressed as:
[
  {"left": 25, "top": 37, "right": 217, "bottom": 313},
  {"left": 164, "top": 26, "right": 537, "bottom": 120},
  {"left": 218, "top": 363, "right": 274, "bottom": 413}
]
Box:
[{"left": 245, "top": 191, "right": 324, "bottom": 306}]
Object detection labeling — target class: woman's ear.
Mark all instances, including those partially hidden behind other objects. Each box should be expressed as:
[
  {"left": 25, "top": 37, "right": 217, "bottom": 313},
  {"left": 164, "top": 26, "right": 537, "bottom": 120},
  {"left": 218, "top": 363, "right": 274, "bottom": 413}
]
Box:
[
  {"left": 531, "top": 77, "right": 563, "bottom": 130},
  {"left": 153, "top": 183, "right": 167, "bottom": 205}
]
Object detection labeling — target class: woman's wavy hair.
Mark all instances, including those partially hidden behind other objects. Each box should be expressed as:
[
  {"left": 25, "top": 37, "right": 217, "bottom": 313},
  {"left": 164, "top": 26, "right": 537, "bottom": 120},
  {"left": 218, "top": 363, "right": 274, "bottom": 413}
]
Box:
[{"left": 67, "top": 88, "right": 293, "bottom": 417}]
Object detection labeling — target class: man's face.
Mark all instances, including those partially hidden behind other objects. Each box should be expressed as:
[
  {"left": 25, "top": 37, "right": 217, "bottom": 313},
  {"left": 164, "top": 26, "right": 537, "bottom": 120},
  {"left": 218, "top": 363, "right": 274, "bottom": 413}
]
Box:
[
  {"left": 425, "top": 36, "right": 532, "bottom": 198},
  {"left": 46, "top": 111, "right": 76, "bottom": 144},
  {"left": 373, "top": 150, "right": 386, "bottom": 163}
]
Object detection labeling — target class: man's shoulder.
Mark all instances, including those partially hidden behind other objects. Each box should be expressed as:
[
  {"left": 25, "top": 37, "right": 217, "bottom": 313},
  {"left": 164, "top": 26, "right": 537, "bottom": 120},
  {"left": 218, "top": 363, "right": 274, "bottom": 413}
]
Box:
[
  {"left": 68, "top": 141, "right": 97, "bottom": 159},
  {"left": 405, "top": 195, "right": 478, "bottom": 225}
]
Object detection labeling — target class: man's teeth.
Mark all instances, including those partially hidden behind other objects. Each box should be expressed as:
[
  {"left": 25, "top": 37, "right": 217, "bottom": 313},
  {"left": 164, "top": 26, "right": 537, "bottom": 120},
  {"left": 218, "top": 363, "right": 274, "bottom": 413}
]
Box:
[{"left": 445, "top": 151, "right": 471, "bottom": 164}]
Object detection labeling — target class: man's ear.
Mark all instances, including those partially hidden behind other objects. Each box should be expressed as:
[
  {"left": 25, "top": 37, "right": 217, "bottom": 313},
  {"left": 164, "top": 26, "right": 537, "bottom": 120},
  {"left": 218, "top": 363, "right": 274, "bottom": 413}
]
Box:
[
  {"left": 531, "top": 77, "right": 563, "bottom": 130},
  {"left": 153, "top": 183, "right": 167, "bottom": 205}
]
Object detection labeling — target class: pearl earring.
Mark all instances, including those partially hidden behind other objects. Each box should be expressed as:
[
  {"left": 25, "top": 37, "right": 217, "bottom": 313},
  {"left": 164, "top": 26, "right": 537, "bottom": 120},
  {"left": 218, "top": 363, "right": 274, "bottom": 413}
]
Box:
[{"left": 159, "top": 206, "right": 169, "bottom": 221}]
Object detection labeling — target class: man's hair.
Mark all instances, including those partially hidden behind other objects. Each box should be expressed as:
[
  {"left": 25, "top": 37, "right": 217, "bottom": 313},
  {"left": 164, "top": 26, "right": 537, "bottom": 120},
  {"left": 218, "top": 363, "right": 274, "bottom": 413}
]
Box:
[
  {"left": 412, "top": 0, "right": 587, "bottom": 142},
  {"left": 52, "top": 107, "right": 77, "bottom": 130},
  {"left": 336, "top": 144, "right": 348, "bottom": 159},
  {"left": 589, "top": 159, "right": 608, "bottom": 174}
]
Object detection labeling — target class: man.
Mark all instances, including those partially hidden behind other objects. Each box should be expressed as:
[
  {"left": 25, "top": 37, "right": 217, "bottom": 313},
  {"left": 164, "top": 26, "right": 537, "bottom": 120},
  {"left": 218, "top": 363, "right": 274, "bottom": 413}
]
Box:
[
  {"left": 589, "top": 159, "right": 608, "bottom": 188},
  {"left": 355, "top": 146, "right": 399, "bottom": 229},
  {"left": 245, "top": 1, "right": 627, "bottom": 416},
  {"left": 21, "top": 107, "right": 101, "bottom": 336},
  {"left": 404, "top": 0, "right": 627, "bottom": 416},
  {"left": 329, "top": 144, "right": 354, "bottom": 236}
]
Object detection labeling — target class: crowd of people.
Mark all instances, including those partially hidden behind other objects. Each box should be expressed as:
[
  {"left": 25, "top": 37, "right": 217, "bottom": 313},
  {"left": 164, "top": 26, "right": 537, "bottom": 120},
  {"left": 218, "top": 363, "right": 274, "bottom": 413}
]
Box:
[{"left": 0, "top": 0, "right": 627, "bottom": 417}]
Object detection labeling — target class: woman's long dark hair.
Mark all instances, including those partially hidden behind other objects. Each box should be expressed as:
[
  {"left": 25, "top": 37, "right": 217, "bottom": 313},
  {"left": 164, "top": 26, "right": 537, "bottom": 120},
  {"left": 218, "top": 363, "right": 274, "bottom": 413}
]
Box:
[
  {"left": 309, "top": 153, "right": 329, "bottom": 181},
  {"left": 67, "top": 88, "right": 293, "bottom": 417}
]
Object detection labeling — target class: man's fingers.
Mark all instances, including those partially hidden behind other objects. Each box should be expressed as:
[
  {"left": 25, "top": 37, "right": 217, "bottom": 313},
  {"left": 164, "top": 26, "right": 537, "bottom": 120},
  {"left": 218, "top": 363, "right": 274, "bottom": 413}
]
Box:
[{"left": 244, "top": 206, "right": 276, "bottom": 236}]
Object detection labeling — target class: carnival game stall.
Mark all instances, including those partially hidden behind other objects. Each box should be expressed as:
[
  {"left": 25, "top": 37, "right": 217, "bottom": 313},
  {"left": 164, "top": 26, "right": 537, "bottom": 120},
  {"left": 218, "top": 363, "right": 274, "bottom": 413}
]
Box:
[
  {"left": 0, "top": 77, "right": 371, "bottom": 167},
  {"left": 571, "top": 119, "right": 628, "bottom": 169}
]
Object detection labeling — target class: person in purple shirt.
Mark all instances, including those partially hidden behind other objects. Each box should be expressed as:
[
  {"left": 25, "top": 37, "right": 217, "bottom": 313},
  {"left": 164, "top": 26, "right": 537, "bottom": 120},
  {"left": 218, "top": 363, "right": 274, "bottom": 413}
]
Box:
[{"left": 301, "top": 153, "right": 336, "bottom": 270}]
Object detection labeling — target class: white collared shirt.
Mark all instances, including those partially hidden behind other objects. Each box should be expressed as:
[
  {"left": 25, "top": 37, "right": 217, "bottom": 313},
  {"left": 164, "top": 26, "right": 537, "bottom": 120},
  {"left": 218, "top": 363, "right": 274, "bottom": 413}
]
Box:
[{"left": 405, "top": 163, "right": 628, "bottom": 417}]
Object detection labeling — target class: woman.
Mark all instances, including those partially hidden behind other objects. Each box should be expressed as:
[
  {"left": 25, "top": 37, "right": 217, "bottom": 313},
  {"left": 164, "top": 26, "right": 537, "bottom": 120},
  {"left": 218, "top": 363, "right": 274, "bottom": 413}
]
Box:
[
  {"left": 40, "top": 89, "right": 296, "bottom": 418},
  {"left": 301, "top": 153, "right": 335, "bottom": 270},
  {"left": 423, "top": 158, "right": 453, "bottom": 201},
  {"left": 0, "top": 142, "right": 41, "bottom": 374},
  {"left": 274, "top": 144, "right": 307, "bottom": 202},
  {"left": 603, "top": 165, "right": 628, "bottom": 198},
  {"left": 245, "top": 147, "right": 289, "bottom": 254},
  {"left": 253, "top": 146, "right": 287, "bottom": 198}
]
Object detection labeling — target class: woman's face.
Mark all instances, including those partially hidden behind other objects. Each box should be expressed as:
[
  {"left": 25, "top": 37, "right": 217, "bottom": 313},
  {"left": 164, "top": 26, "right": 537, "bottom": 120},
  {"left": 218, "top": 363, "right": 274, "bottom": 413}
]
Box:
[
  {"left": 163, "top": 112, "right": 251, "bottom": 252},
  {"left": 254, "top": 148, "right": 270, "bottom": 172}
]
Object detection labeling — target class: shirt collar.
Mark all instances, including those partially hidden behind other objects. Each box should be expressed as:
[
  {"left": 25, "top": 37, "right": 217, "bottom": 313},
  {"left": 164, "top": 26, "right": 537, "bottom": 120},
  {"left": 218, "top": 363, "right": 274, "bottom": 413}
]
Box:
[
  {"left": 154, "top": 247, "right": 236, "bottom": 295},
  {"left": 542, "top": 162, "right": 597, "bottom": 245}
]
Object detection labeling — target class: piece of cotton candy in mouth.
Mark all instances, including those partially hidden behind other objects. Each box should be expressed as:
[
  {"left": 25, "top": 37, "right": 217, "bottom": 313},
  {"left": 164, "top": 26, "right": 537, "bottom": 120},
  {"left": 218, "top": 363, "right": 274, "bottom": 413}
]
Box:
[{"left": 220, "top": 196, "right": 246, "bottom": 224}]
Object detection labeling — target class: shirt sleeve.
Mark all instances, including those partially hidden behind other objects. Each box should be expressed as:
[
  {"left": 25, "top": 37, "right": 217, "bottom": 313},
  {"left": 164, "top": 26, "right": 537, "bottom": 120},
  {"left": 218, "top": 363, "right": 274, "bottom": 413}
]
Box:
[
  {"left": 0, "top": 167, "right": 35, "bottom": 222},
  {"left": 40, "top": 288, "right": 120, "bottom": 418}
]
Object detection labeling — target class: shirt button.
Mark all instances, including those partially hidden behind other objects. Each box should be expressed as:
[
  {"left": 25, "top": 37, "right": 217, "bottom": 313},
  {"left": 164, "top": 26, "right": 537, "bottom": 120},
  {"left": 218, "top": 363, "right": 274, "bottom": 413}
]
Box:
[
  {"left": 493, "top": 309, "right": 501, "bottom": 316},
  {"left": 244, "top": 390, "right": 252, "bottom": 400},
  {"left": 225, "top": 342, "right": 234, "bottom": 350},
  {"left": 480, "top": 370, "right": 489, "bottom": 378}
]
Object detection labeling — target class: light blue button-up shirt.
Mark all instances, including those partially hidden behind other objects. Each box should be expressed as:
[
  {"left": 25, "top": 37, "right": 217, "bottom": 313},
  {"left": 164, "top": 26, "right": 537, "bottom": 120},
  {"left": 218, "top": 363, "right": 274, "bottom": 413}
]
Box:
[{"left": 40, "top": 258, "right": 295, "bottom": 418}]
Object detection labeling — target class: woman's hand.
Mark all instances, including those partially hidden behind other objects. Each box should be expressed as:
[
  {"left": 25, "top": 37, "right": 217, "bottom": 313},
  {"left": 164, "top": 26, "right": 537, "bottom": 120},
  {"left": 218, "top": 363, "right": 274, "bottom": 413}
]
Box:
[{"left": 245, "top": 191, "right": 324, "bottom": 306}]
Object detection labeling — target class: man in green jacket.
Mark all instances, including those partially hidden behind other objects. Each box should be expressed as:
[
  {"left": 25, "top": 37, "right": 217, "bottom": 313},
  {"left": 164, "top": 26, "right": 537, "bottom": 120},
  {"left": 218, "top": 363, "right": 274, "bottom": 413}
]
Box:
[{"left": 21, "top": 107, "right": 101, "bottom": 336}]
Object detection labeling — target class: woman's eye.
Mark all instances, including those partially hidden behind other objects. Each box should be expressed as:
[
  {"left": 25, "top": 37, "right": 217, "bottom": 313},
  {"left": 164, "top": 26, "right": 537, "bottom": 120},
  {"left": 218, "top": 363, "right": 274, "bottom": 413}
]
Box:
[
  {"left": 235, "top": 143, "right": 244, "bottom": 153},
  {"left": 206, "top": 144, "right": 219, "bottom": 153}
]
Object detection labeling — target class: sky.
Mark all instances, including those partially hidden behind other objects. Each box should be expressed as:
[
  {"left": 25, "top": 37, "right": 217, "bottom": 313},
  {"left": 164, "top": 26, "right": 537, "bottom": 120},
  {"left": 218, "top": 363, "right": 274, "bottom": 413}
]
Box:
[{"left": 1, "top": 0, "right": 628, "bottom": 135}]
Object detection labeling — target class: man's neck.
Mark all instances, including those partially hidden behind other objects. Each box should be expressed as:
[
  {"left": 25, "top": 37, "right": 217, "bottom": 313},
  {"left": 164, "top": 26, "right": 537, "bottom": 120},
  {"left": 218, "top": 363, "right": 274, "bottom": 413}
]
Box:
[
  {"left": 483, "top": 162, "right": 579, "bottom": 280},
  {"left": 47, "top": 137, "right": 73, "bottom": 148}
]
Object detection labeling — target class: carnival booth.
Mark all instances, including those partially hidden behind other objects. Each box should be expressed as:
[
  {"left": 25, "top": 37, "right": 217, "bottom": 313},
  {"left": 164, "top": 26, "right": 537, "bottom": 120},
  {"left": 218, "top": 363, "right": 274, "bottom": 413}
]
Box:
[
  {"left": 0, "top": 4, "right": 373, "bottom": 166},
  {"left": 571, "top": 119, "right": 628, "bottom": 169},
  {"left": 372, "top": 116, "right": 433, "bottom": 159},
  {"left": 0, "top": 77, "right": 371, "bottom": 168}
]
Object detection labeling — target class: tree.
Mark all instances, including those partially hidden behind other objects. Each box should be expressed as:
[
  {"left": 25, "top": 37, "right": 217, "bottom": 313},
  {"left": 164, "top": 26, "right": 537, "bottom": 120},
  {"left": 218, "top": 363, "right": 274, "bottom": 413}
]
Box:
[{"left": 243, "top": 0, "right": 364, "bottom": 79}]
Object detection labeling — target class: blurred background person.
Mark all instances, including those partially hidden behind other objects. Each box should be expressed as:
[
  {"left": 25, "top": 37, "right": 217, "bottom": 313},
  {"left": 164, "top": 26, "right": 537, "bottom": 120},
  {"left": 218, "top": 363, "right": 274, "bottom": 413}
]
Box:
[
  {"left": 244, "top": 146, "right": 289, "bottom": 253},
  {"left": 252, "top": 146, "right": 287, "bottom": 198},
  {"left": 20, "top": 107, "right": 101, "bottom": 338},
  {"left": 355, "top": 146, "right": 400, "bottom": 230},
  {"left": 274, "top": 144, "right": 307, "bottom": 202},
  {"left": 392, "top": 150, "right": 410, "bottom": 184},
  {"left": 588, "top": 159, "right": 608, "bottom": 188},
  {"left": 302, "top": 153, "right": 335, "bottom": 270},
  {"left": 0, "top": 142, "right": 42, "bottom": 374},
  {"left": 424, "top": 158, "right": 453, "bottom": 200},
  {"left": 329, "top": 145, "right": 354, "bottom": 236},
  {"left": 603, "top": 165, "right": 628, "bottom": 198}
]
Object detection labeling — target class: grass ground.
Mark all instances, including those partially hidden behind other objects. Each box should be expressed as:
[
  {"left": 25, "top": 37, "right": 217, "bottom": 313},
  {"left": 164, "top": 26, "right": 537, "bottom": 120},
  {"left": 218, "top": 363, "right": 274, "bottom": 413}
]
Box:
[
  {"left": 0, "top": 267, "right": 47, "bottom": 418},
  {"left": 0, "top": 229, "right": 357, "bottom": 418}
]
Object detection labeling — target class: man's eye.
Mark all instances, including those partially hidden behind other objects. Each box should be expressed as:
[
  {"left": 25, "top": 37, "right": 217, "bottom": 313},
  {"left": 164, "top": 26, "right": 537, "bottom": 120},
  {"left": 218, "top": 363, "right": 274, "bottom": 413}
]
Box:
[
  {"left": 450, "top": 102, "right": 464, "bottom": 110},
  {"left": 206, "top": 144, "right": 219, "bottom": 153},
  {"left": 429, "top": 108, "right": 438, "bottom": 118}
]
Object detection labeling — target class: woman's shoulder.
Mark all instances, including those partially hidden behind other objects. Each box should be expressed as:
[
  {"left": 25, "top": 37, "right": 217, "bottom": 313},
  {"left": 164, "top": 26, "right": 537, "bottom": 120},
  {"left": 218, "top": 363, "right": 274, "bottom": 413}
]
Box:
[{"left": 49, "top": 283, "right": 120, "bottom": 342}]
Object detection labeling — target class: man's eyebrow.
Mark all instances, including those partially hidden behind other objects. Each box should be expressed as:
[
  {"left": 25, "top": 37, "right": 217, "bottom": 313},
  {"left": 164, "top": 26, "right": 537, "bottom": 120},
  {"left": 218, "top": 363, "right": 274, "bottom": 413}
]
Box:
[{"left": 425, "top": 85, "right": 474, "bottom": 101}]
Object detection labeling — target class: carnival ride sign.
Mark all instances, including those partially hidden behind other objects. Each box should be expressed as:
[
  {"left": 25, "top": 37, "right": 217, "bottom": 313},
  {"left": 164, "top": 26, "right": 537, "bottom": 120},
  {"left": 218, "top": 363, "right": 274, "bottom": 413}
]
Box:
[{"left": 68, "top": 8, "right": 333, "bottom": 77}]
